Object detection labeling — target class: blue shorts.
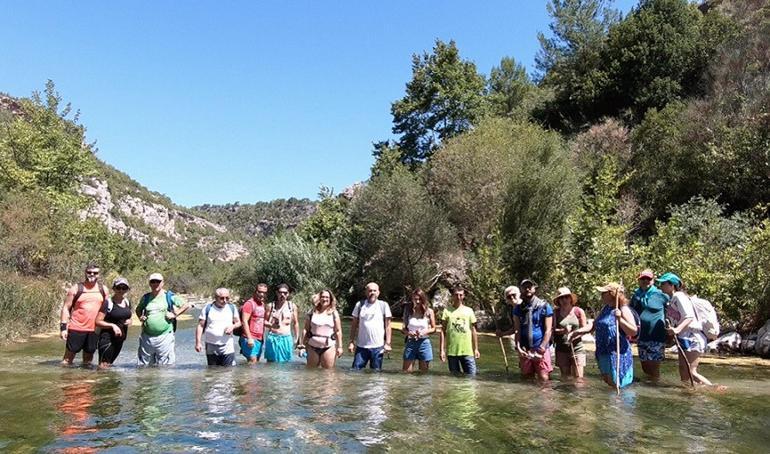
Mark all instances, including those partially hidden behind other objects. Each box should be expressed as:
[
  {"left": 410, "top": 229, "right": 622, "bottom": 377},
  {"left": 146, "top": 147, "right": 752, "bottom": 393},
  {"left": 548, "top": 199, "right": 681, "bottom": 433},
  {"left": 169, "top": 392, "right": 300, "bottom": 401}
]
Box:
[
  {"left": 239, "top": 336, "right": 264, "bottom": 360},
  {"left": 403, "top": 338, "right": 433, "bottom": 362},
  {"left": 264, "top": 332, "right": 293, "bottom": 363},
  {"left": 637, "top": 340, "right": 665, "bottom": 362},
  {"left": 447, "top": 355, "right": 477, "bottom": 376},
  {"left": 352, "top": 346, "right": 384, "bottom": 370}
]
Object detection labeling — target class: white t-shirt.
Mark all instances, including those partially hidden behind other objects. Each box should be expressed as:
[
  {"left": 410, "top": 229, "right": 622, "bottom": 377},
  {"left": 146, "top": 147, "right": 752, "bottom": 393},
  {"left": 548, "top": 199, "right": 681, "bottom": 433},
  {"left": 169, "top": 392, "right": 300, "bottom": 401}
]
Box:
[
  {"left": 666, "top": 291, "right": 701, "bottom": 337},
  {"left": 352, "top": 299, "right": 392, "bottom": 348},
  {"left": 200, "top": 303, "right": 240, "bottom": 352}
]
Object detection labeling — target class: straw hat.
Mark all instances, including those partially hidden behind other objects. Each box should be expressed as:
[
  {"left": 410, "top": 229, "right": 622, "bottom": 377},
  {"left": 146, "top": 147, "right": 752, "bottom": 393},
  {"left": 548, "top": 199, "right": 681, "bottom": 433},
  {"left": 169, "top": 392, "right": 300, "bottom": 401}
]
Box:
[
  {"left": 596, "top": 282, "right": 624, "bottom": 297},
  {"left": 553, "top": 286, "right": 578, "bottom": 306}
]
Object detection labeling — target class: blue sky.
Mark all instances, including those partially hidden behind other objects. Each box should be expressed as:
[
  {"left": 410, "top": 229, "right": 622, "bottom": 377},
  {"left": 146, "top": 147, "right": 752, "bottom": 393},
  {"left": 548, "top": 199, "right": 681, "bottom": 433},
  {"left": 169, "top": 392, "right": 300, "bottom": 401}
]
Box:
[{"left": 1, "top": 1, "right": 636, "bottom": 207}]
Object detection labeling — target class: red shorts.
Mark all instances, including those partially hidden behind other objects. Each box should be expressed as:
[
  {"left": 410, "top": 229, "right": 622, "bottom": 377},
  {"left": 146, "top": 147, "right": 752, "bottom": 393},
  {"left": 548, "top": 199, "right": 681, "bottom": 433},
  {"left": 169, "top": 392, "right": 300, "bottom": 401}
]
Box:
[{"left": 519, "top": 348, "right": 554, "bottom": 375}]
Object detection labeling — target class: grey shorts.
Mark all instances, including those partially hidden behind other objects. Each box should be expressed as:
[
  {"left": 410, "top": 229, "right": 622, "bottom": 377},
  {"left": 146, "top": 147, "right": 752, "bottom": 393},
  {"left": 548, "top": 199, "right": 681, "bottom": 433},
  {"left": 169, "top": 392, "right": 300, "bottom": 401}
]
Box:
[{"left": 137, "top": 331, "right": 176, "bottom": 366}]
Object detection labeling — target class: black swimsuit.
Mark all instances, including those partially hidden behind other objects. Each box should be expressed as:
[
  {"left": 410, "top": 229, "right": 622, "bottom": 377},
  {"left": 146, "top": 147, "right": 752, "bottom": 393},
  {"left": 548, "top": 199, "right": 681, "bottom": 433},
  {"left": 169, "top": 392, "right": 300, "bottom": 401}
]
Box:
[{"left": 97, "top": 299, "right": 131, "bottom": 364}]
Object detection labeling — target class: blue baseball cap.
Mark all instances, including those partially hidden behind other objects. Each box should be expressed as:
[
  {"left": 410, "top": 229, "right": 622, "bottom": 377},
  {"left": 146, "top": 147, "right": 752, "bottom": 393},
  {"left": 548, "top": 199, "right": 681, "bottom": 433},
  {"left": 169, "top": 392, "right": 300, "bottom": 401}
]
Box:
[{"left": 655, "top": 272, "right": 682, "bottom": 286}]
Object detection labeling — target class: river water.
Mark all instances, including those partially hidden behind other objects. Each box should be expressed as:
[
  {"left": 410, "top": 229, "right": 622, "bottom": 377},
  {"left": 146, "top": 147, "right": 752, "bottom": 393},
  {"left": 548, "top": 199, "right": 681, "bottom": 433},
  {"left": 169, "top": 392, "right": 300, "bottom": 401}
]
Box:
[{"left": 1, "top": 315, "right": 769, "bottom": 453}]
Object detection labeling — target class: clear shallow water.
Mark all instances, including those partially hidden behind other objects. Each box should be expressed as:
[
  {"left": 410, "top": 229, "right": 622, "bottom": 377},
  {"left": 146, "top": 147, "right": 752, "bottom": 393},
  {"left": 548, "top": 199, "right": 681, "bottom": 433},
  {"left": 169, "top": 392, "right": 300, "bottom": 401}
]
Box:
[{"left": 1, "top": 316, "right": 769, "bottom": 453}]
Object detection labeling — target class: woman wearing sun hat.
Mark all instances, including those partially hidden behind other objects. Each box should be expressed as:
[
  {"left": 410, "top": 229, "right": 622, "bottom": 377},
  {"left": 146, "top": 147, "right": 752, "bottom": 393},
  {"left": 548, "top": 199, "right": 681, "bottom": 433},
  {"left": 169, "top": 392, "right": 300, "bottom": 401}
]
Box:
[
  {"left": 552, "top": 287, "right": 589, "bottom": 380},
  {"left": 657, "top": 272, "right": 712, "bottom": 386},
  {"left": 630, "top": 269, "right": 669, "bottom": 382}
]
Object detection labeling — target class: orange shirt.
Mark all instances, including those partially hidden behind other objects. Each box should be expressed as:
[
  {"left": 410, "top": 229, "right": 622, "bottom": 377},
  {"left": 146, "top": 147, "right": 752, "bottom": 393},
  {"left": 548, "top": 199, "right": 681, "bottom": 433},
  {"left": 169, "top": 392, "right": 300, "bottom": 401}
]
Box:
[{"left": 67, "top": 284, "right": 105, "bottom": 332}]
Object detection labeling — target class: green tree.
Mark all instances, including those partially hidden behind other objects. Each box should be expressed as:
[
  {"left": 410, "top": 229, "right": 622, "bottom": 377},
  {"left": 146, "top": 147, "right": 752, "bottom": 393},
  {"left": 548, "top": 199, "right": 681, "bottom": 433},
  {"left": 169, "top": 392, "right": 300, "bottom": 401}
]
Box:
[
  {"left": 0, "top": 81, "right": 94, "bottom": 204},
  {"left": 382, "top": 39, "right": 488, "bottom": 165},
  {"left": 351, "top": 164, "right": 459, "bottom": 298},
  {"left": 488, "top": 57, "right": 534, "bottom": 118}
]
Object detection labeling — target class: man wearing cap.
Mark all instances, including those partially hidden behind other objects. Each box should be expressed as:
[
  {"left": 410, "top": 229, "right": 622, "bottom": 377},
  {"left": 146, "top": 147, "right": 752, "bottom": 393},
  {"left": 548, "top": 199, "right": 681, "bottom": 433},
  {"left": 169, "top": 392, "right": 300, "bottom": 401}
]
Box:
[
  {"left": 631, "top": 269, "right": 669, "bottom": 382},
  {"left": 59, "top": 263, "right": 108, "bottom": 366},
  {"left": 509, "top": 279, "right": 553, "bottom": 381},
  {"left": 95, "top": 277, "right": 133, "bottom": 368},
  {"left": 135, "top": 273, "right": 189, "bottom": 366}
]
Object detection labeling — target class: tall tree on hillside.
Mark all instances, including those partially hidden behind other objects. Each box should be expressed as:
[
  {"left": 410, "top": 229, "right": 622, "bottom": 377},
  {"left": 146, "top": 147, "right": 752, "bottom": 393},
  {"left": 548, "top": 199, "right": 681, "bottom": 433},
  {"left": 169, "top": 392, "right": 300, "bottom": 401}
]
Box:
[
  {"left": 378, "top": 39, "right": 488, "bottom": 166},
  {"left": 488, "top": 57, "right": 534, "bottom": 118}
]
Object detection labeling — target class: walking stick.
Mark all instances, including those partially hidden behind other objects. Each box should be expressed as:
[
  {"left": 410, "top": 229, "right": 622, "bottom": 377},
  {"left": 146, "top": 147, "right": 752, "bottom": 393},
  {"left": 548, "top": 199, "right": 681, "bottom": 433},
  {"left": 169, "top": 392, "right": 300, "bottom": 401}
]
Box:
[
  {"left": 666, "top": 318, "right": 695, "bottom": 387},
  {"left": 615, "top": 282, "right": 621, "bottom": 395},
  {"left": 488, "top": 304, "right": 510, "bottom": 375}
]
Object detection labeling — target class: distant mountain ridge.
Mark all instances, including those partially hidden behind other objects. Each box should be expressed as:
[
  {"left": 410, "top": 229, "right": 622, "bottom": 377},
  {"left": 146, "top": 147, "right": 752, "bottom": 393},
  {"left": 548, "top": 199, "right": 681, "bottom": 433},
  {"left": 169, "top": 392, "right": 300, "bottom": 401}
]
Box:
[{"left": 192, "top": 199, "right": 317, "bottom": 237}]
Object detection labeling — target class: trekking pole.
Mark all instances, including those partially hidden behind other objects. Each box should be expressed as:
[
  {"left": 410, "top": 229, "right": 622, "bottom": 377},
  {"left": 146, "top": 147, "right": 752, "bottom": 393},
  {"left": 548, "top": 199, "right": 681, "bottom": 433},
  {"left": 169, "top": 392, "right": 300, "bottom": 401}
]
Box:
[
  {"left": 615, "top": 282, "right": 621, "bottom": 395},
  {"left": 569, "top": 335, "right": 579, "bottom": 378},
  {"left": 488, "top": 303, "right": 510, "bottom": 375},
  {"left": 666, "top": 318, "right": 695, "bottom": 387}
]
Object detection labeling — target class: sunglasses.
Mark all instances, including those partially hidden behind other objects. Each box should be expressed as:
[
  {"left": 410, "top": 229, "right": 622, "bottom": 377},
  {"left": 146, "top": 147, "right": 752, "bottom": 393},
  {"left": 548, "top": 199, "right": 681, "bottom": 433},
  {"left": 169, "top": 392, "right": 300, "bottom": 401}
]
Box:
[
  {"left": 217, "top": 296, "right": 230, "bottom": 300},
  {"left": 114, "top": 285, "right": 129, "bottom": 291},
  {"left": 149, "top": 280, "right": 162, "bottom": 284},
  {"left": 86, "top": 271, "right": 100, "bottom": 276},
  {"left": 506, "top": 294, "right": 519, "bottom": 299},
  {"left": 277, "top": 291, "right": 289, "bottom": 295}
]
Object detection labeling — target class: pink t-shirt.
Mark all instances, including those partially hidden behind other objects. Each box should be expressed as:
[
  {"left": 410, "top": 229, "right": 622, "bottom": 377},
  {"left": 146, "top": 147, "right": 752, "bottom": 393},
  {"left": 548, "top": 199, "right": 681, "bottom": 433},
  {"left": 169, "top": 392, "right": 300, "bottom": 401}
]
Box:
[{"left": 241, "top": 298, "right": 266, "bottom": 340}]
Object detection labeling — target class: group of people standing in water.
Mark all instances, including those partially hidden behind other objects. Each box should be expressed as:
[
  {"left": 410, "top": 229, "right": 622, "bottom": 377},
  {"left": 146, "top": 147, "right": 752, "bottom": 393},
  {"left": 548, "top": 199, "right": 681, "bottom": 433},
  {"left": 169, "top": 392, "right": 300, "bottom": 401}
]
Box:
[{"left": 59, "top": 263, "right": 714, "bottom": 388}]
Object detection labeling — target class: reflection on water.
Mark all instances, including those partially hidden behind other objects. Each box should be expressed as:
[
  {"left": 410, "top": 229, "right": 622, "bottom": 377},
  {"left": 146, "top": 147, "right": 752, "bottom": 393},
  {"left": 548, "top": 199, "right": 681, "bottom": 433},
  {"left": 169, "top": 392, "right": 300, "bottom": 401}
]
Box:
[{"left": 0, "top": 320, "right": 769, "bottom": 452}]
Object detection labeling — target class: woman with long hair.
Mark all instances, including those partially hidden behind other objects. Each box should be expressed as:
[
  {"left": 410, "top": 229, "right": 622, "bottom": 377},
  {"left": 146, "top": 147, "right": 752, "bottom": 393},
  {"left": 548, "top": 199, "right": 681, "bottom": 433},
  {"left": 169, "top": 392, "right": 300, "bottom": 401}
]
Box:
[
  {"left": 301, "top": 289, "right": 343, "bottom": 369},
  {"left": 402, "top": 288, "right": 436, "bottom": 372}
]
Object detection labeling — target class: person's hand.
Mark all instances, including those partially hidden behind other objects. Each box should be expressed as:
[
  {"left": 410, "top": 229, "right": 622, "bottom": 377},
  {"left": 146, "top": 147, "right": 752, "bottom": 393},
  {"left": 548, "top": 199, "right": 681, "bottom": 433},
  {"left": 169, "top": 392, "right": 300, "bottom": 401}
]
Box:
[
  {"left": 60, "top": 330, "right": 68, "bottom": 341},
  {"left": 224, "top": 325, "right": 233, "bottom": 335},
  {"left": 666, "top": 326, "right": 678, "bottom": 335},
  {"left": 348, "top": 341, "right": 355, "bottom": 354},
  {"left": 517, "top": 348, "right": 529, "bottom": 359},
  {"left": 474, "top": 348, "right": 480, "bottom": 359},
  {"left": 336, "top": 347, "right": 343, "bottom": 358},
  {"left": 195, "top": 342, "right": 202, "bottom": 353},
  {"left": 384, "top": 343, "right": 392, "bottom": 352},
  {"left": 247, "top": 338, "right": 255, "bottom": 347},
  {"left": 139, "top": 314, "right": 147, "bottom": 323},
  {"left": 111, "top": 324, "right": 122, "bottom": 337},
  {"left": 440, "top": 351, "right": 447, "bottom": 362},
  {"left": 166, "top": 311, "right": 177, "bottom": 320},
  {"left": 613, "top": 309, "right": 622, "bottom": 319},
  {"left": 124, "top": 318, "right": 133, "bottom": 327},
  {"left": 566, "top": 331, "right": 577, "bottom": 342}
]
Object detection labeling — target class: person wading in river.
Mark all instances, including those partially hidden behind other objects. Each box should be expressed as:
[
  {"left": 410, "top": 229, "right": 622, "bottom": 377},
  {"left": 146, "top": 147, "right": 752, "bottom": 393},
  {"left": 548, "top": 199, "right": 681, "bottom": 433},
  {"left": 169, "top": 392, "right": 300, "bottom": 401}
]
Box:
[
  {"left": 136, "top": 273, "right": 189, "bottom": 366},
  {"left": 631, "top": 269, "right": 668, "bottom": 382},
  {"left": 195, "top": 287, "right": 241, "bottom": 367},
  {"left": 552, "top": 287, "right": 588, "bottom": 381},
  {"left": 657, "top": 272, "right": 713, "bottom": 386},
  {"left": 300, "top": 289, "right": 343, "bottom": 369},
  {"left": 348, "top": 282, "right": 392, "bottom": 370},
  {"left": 501, "top": 279, "right": 553, "bottom": 381},
  {"left": 95, "top": 277, "right": 132, "bottom": 369},
  {"left": 402, "top": 288, "right": 436, "bottom": 373},
  {"left": 439, "top": 285, "right": 480, "bottom": 376},
  {"left": 264, "top": 284, "right": 300, "bottom": 363},
  {"left": 239, "top": 283, "right": 268, "bottom": 364},
  {"left": 60, "top": 263, "right": 108, "bottom": 367}
]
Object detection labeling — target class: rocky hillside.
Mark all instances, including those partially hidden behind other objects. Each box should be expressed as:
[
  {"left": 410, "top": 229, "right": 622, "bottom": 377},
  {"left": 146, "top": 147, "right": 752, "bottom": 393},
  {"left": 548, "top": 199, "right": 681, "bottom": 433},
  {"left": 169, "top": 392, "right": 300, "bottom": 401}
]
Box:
[
  {"left": 80, "top": 160, "right": 250, "bottom": 262},
  {"left": 193, "top": 198, "right": 317, "bottom": 237}
]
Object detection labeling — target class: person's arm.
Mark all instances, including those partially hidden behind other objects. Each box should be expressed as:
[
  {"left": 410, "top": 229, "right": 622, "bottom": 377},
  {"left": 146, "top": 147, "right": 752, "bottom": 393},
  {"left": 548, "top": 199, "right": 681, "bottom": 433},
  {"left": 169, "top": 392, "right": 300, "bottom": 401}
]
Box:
[
  {"left": 226, "top": 309, "right": 241, "bottom": 335},
  {"left": 95, "top": 310, "right": 122, "bottom": 337},
  {"left": 195, "top": 319, "right": 205, "bottom": 352},
  {"left": 439, "top": 320, "right": 446, "bottom": 362},
  {"left": 402, "top": 311, "right": 410, "bottom": 336},
  {"left": 384, "top": 317, "right": 392, "bottom": 351},
  {"left": 170, "top": 295, "right": 190, "bottom": 317},
  {"left": 471, "top": 323, "right": 480, "bottom": 359},
  {"left": 242, "top": 306, "right": 254, "bottom": 345},
  {"left": 59, "top": 286, "right": 76, "bottom": 340},
  {"left": 300, "top": 315, "right": 310, "bottom": 348},
  {"left": 538, "top": 315, "right": 553, "bottom": 353},
  {"left": 425, "top": 310, "right": 436, "bottom": 335},
  {"left": 617, "top": 306, "right": 638, "bottom": 336},
  {"left": 513, "top": 316, "right": 526, "bottom": 356},
  {"left": 292, "top": 308, "right": 301, "bottom": 345},
  {"left": 334, "top": 311, "right": 344, "bottom": 358},
  {"left": 348, "top": 317, "right": 359, "bottom": 353}
]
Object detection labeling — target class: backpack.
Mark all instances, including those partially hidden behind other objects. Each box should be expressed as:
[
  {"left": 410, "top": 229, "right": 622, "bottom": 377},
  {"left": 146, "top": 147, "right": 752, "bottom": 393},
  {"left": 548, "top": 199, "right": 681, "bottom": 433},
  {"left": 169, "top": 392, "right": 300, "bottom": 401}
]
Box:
[
  {"left": 71, "top": 283, "right": 108, "bottom": 312},
  {"left": 138, "top": 290, "right": 178, "bottom": 332},
  {"left": 691, "top": 295, "right": 720, "bottom": 341},
  {"left": 202, "top": 302, "right": 238, "bottom": 332},
  {"left": 232, "top": 300, "right": 258, "bottom": 337}
]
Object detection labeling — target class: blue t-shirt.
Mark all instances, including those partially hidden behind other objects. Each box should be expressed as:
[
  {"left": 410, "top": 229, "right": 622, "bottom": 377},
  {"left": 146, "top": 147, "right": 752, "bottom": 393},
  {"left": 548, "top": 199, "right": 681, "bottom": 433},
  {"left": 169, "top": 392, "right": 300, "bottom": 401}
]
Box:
[
  {"left": 631, "top": 286, "right": 668, "bottom": 343},
  {"left": 512, "top": 297, "right": 553, "bottom": 349}
]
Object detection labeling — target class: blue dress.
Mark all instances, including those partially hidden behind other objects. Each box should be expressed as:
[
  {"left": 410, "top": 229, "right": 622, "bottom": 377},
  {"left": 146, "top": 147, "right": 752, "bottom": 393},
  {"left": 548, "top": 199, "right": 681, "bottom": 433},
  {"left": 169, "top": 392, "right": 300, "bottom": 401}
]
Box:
[{"left": 595, "top": 305, "right": 634, "bottom": 388}]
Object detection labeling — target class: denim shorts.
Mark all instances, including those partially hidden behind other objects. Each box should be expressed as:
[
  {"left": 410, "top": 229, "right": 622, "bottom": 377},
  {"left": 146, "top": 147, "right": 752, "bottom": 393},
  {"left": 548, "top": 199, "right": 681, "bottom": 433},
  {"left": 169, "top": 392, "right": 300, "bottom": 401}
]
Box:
[{"left": 403, "top": 338, "right": 433, "bottom": 362}]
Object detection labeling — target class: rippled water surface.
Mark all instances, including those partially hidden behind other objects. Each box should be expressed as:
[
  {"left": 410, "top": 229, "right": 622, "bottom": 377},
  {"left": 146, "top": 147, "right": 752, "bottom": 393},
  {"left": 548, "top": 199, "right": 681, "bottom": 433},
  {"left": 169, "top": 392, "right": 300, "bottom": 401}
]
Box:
[{"left": 1, "top": 316, "right": 769, "bottom": 453}]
